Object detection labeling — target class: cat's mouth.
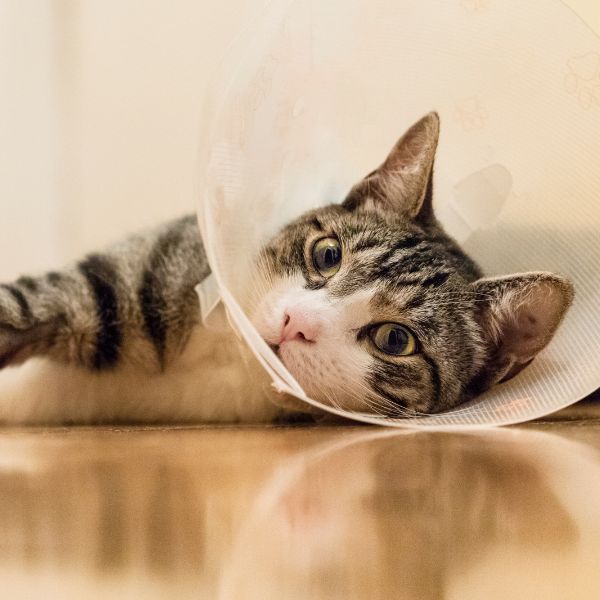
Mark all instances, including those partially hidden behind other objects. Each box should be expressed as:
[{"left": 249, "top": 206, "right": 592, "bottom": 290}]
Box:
[{"left": 268, "top": 337, "right": 316, "bottom": 358}]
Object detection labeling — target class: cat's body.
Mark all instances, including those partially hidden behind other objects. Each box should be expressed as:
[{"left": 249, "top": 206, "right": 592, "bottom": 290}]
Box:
[
  {"left": 0, "top": 113, "right": 574, "bottom": 425},
  {"left": 0, "top": 217, "right": 281, "bottom": 424}
]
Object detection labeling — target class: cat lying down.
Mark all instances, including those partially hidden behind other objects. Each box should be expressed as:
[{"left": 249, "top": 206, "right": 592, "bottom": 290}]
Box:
[{"left": 0, "top": 113, "right": 573, "bottom": 424}]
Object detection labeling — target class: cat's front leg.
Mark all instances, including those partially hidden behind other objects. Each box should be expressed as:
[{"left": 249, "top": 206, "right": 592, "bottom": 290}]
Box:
[
  {"left": 0, "top": 216, "right": 210, "bottom": 374},
  {"left": 0, "top": 261, "right": 129, "bottom": 371}
]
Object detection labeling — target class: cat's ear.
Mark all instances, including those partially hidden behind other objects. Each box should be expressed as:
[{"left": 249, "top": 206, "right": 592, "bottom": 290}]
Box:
[
  {"left": 470, "top": 272, "right": 574, "bottom": 393},
  {"left": 343, "top": 112, "right": 440, "bottom": 223}
]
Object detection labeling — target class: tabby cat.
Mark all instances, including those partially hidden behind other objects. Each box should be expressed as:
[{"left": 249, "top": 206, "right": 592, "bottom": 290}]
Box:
[{"left": 0, "top": 113, "right": 573, "bottom": 424}]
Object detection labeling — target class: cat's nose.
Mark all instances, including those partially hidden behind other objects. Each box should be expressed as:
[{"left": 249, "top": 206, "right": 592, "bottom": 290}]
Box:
[{"left": 280, "top": 309, "right": 320, "bottom": 344}]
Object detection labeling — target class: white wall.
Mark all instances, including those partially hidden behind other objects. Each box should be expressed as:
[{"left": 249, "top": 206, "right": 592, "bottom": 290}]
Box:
[
  {"left": 0, "top": 0, "right": 257, "bottom": 280},
  {"left": 0, "top": 2, "right": 62, "bottom": 279}
]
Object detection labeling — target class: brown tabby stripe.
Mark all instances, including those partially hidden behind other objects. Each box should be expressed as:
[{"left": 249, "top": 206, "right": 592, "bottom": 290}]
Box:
[
  {"left": 16, "top": 276, "right": 38, "bottom": 292},
  {"left": 371, "top": 361, "right": 423, "bottom": 388},
  {"left": 137, "top": 218, "right": 190, "bottom": 366},
  {"left": 421, "top": 352, "right": 441, "bottom": 403},
  {"left": 1, "top": 284, "right": 32, "bottom": 322},
  {"left": 139, "top": 279, "right": 169, "bottom": 366},
  {"left": 139, "top": 268, "right": 168, "bottom": 367},
  {"left": 422, "top": 272, "right": 450, "bottom": 288},
  {"left": 369, "top": 382, "right": 409, "bottom": 411},
  {"left": 47, "top": 272, "right": 65, "bottom": 285},
  {"left": 78, "top": 254, "right": 122, "bottom": 370},
  {"left": 310, "top": 217, "right": 324, "bottom": 231}
]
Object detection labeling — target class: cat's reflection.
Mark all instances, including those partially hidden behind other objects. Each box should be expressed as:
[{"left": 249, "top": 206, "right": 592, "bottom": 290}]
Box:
[
  {"left": 218, "top": 430, "right": 582, "bottom": 600},
  {"left": 0, "top": 428, "right": 592, "bottom": 599},
  {"left": 369, "top": 434, "right": 578, "bottom": 599},
  {"left": 0, "top": 454, "right": 205, "bottom": 573}
]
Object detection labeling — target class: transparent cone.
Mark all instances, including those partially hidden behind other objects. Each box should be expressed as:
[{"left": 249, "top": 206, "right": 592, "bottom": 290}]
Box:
[{"left": 197, "top": 0, "right": 600, "bottom": 428}]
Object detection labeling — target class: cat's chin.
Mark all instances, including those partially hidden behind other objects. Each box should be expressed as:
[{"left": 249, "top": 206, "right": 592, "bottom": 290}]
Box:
[{"left": 271, "top": 344, "right": 363, "bottom": 414}]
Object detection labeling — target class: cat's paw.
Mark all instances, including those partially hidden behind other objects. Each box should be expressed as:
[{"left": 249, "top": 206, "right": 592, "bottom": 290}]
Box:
[
  {"left": 0, "top": 322, "right": 57, "bottom": 369},
  {"left": 0, "top": 283, "right": 57, "bottom": 368}
]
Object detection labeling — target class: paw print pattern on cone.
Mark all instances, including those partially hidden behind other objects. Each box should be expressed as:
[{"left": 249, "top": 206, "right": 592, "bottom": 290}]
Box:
[
  {"left": 461, "top": 0, "right": 491, "bottom": 12},
  {"left": 565, "top": 52, "right": 600, "bottom": 110},
  {"left": 454, "top": 97, "right": 488, "bottom": 131}
]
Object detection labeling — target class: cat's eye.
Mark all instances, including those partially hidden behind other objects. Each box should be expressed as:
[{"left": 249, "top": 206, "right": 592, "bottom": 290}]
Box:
[
  {"left": 312, "top": 237, "right": 342, "bottom": 277},
  {"left": 370, "top": 323, "right": 418, "bottom": 356}
]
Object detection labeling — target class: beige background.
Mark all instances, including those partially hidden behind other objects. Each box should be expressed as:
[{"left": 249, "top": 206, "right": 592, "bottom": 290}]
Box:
[{"left": 0, "top": 0, "right": 599, "bottom": 280}]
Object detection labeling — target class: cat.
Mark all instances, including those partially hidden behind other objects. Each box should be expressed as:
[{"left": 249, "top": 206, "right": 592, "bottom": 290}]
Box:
[{"left": 0, "top": 112, "right": 574, "bottom": 424}]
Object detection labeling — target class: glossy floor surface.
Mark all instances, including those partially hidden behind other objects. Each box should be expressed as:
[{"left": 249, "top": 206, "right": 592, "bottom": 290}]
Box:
[{"left": 2, "top": 402, "right": 600, "bottom": 599}]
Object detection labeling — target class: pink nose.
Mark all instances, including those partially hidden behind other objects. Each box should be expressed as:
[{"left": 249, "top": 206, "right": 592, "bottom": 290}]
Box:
[{"left": 280, "top": 309, "right": 321, "bottom": 344}]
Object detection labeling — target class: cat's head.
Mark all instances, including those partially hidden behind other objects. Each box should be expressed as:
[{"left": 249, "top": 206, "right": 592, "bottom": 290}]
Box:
[{"left": 251, "top": 113, "right": 574, "bottom": 415}]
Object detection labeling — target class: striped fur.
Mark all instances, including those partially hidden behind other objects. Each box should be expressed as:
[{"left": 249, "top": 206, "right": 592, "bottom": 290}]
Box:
[
  {"left": 251, "top": 201, "right": 487, "bottom": 414},
  {"left": 0, "top": 215, "right": 207, "bottom": 374},
  {"left": 0, "top": 113, "right": 574, "bottom": 423},
  {"left": 0, "top": 214, "right": 289, "bottom": 425}
]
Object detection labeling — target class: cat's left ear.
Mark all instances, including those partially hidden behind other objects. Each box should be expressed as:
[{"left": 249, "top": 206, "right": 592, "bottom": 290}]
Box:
[
  {"left": 344, "top": 112, "right": 440, "bottom": 223},
  {"left": 469, "top": 272, "right": 574, "bottom": 393}
]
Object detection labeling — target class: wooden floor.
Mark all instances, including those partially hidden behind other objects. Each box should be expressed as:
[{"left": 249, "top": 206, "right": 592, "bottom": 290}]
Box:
[{"left": 2, "top": 403, "right": 600, "bottom": 599}]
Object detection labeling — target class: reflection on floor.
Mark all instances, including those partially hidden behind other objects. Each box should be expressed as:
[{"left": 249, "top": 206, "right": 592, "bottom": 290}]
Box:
[{"left": 1, "top": 401, "right": 600, "bottom": 599}]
